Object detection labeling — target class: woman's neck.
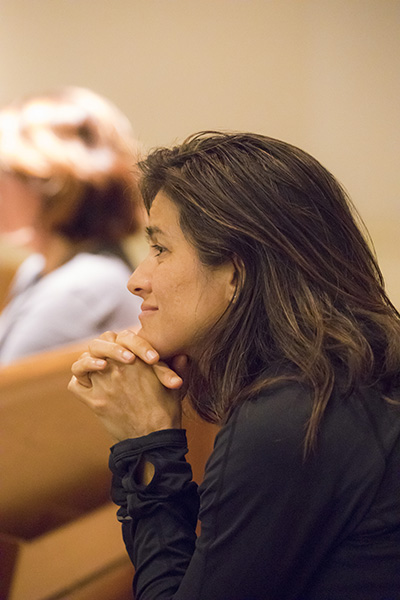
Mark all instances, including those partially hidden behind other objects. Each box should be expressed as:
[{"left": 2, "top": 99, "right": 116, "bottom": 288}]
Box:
[{"left": 36, "top": 233, "right": 86, "bottom": 275}]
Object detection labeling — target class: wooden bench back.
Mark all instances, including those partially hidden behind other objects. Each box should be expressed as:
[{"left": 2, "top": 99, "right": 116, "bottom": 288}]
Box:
[
  {"left": 0, "top": 341, "right": 217, "bottom": 540},
  {"left": 0, "top": 341, "right": 113, "bottom": 540},
  {"left": 0, "top": 342, "right": 217, "bottom": 598}
]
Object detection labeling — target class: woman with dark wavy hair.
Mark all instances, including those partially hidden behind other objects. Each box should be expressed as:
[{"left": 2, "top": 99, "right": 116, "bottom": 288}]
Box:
[{"left": 69, "top": 132, "right": 400, "bottom": 599}]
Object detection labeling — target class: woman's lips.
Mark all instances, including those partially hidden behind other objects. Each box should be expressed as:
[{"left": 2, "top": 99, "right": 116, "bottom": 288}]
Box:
[{"left": 139, "top": 304, "right": 158, "bottom": 317}]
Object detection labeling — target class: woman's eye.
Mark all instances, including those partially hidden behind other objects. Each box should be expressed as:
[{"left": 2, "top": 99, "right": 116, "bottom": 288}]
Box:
[{"left": 151, "top": 244, "right": 165, "bottom": 257}]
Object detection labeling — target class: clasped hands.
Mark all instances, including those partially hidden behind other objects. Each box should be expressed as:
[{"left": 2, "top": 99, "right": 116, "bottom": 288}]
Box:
[{"left": 68, "top": 329, "right": 187, "bottom": 443}]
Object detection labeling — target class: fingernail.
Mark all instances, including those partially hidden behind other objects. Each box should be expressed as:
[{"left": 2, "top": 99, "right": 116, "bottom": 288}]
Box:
[
  {"left": 122, "top": 350, "right": 134, "bottom": 361},
  {"left": 146, "top": 350, "right": 158, "bottom": 361},
  {"left": 94, "top": 359, "right": 106, "bottom": 367},
  {"left": 170, "top": 376, "right": 182, "bottom": 386}
]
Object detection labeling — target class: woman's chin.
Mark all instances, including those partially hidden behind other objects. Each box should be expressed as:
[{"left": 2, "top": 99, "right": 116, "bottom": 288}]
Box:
[{"left": 135, "top": 329, "right": 180, "bottom": 362}]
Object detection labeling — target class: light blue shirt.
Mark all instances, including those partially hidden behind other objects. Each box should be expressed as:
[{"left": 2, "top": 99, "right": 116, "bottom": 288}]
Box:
[{"left": 0, "top": 252, "right": 140, "bottom": 364}]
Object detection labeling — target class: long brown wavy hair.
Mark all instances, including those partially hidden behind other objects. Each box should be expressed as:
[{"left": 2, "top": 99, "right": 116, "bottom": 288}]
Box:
[{"left": 139, "top": 132, "right": 400, "bottom": 455}]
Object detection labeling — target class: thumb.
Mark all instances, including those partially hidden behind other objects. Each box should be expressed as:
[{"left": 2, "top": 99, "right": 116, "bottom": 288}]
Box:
[{"left": 171, "top": 355, "right": 190, "bottom": 396}]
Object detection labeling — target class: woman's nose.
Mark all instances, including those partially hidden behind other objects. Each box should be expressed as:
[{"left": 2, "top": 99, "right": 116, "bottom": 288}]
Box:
[{"left": 127, "top": 258, "right": 152, "bottom": 297}]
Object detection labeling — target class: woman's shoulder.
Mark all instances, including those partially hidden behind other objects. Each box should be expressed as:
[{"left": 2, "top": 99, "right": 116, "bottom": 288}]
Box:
[
  {"left": 232, "top": 380, "right": 313, "bottom": 436},
  {"left": 42, "top": 252, "right": 132, "bottom": 293},
  {"left": 17, "top": 252, "right": 135, "bottom": 311},
  {"left": 220, "top": 381, "right": 313, "bottom": 463},
  {"left": 215, "top": 379, "right": 400, "bottom": 470},
  {"left": 10, "top": 253, "right": 44, "bottom": 291},
  {"left": 66, "top": 252, "right": 132, "bottom": 279},
  {"left": 199, "top": 380, "right": 400, "bottom": 527}
]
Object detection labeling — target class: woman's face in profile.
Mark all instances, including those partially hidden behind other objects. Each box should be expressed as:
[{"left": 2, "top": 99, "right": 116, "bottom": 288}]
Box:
[{"left": 127, "top": 191, "right": 235, "bottom": 360}]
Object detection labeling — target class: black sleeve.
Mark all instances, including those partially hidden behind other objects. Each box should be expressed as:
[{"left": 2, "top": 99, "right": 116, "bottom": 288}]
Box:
[
  {"left": 109, "top": 429, "right": 200, "bottom": 598},
  {"left": 109, "top": 384, "right": 400, "bottom": 600}
]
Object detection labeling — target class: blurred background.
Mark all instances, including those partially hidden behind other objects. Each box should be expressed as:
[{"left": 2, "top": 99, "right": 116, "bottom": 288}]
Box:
[{"left": 0, "top": 0, "right": 399, "bottom": 304}]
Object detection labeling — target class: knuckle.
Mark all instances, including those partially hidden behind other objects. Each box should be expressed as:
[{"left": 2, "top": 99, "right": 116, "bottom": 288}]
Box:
[
  {"left": 116, "top": 329, "right": 135, "bottom": 345},
  {"left": 91, "top": 398, "right": 107, "bottom": 414},
  {"left": 87, "top": 340, "right": 99, "bottom": 354},
  {"left": 101, "top": 330, "right": 117, "bottom": 340},
  {"left": 70, "top": 363, "right": 80, "bottom": 376}
]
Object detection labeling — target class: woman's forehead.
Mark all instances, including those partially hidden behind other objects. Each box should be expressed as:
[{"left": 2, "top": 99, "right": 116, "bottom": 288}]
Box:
[{"left": 149, "top": 192, "right": 181, "bottom": 237}]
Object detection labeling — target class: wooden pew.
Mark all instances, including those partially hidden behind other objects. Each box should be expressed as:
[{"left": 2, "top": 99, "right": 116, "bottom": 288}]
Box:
[{"left": 0, "top": 342, "right": 217, "bottom": 599}]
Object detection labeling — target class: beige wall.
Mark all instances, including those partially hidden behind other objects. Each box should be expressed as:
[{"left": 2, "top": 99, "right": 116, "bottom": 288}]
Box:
[{"left": 0, "top": 0, "right": 399, "bottom": 303}]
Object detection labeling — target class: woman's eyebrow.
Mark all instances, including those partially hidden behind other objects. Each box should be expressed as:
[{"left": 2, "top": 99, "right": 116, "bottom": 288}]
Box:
[{"left": 145, "top": 225, "right": 163, "bottom": 241}]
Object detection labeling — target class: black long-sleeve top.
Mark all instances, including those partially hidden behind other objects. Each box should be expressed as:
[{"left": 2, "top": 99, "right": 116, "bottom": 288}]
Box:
[{"left": 109, "top": 381, "right": 400, "bottom": 600}]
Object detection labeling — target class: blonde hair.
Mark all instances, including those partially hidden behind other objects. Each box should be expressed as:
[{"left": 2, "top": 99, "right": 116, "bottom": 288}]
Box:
[{"left": 0, "top": 87, "right": 141, "bottom": 241}]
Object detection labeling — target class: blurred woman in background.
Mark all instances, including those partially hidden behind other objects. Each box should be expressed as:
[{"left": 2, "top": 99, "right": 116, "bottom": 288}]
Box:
[{"left": 0, "top": 87, "right": 143, "bottom": 364}]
